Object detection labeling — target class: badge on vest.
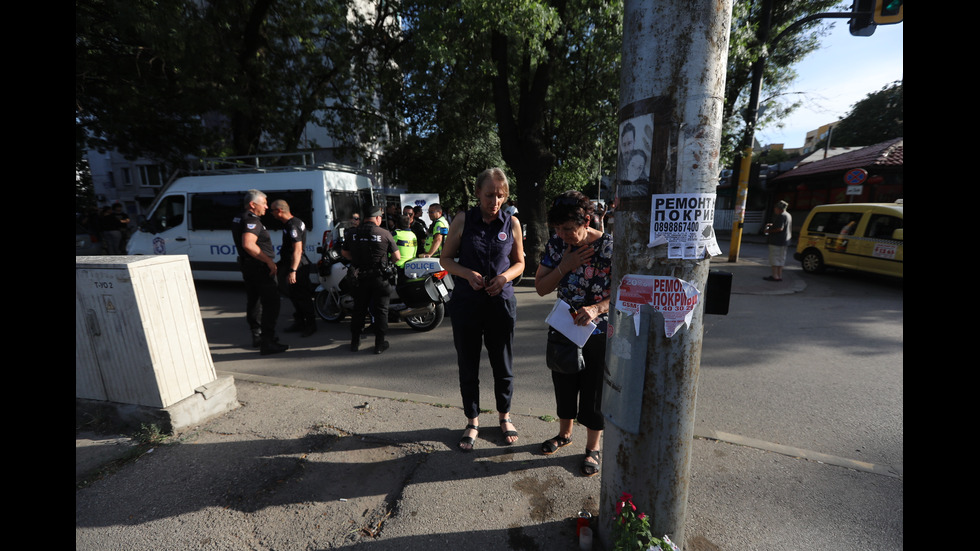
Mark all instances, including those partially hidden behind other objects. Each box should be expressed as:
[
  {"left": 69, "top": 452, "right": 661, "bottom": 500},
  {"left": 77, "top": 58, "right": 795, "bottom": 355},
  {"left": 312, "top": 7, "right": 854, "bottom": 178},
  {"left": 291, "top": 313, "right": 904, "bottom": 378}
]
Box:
[{"left": 497, "top": 231, "right": 507, "bottom": 241}]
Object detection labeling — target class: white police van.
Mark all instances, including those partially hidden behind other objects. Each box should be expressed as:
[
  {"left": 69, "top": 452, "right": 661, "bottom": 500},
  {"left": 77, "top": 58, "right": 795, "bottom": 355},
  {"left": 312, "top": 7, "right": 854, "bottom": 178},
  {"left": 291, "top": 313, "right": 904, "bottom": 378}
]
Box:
[{"left": 126, "top": 155, "right": 376, "bottom": 281}]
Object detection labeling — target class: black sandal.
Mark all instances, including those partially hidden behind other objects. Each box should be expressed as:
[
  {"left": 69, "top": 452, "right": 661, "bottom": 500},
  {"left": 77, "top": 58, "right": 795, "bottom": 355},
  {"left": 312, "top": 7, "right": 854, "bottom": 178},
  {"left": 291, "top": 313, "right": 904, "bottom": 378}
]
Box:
[
  {"left": 499, "top": 418, "right": 519, "bottom": 445},
  {"left": 458, "top": 424, "right": 479, "bottom": 452},
  {"left": 581, "top": 449, "right": 600, "bottom": 477},
  {"left": 541, "top": 435, "right": 573, "bottom": 455}
]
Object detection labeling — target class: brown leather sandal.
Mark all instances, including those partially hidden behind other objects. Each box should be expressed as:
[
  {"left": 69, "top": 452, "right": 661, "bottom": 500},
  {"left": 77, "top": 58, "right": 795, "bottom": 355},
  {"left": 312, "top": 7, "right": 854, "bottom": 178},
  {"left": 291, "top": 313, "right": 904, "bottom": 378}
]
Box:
[{"left": 541, "top": 435, "right": 572, "bottom": 455}]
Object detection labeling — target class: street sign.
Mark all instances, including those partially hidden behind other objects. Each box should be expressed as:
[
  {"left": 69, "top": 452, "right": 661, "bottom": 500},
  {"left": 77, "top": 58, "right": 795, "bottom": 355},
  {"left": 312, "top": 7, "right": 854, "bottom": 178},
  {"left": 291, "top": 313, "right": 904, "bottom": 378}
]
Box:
[{"left": 844, "top": 168, "right": 868, "bottom": 186}]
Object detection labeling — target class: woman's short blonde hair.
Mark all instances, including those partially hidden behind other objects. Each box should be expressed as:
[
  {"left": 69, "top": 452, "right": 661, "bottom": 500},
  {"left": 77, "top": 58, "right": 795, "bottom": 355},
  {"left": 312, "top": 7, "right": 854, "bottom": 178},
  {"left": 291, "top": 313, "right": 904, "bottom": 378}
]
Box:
[{"left": 475, "top": 167, "right": 509, "bottom": 195}]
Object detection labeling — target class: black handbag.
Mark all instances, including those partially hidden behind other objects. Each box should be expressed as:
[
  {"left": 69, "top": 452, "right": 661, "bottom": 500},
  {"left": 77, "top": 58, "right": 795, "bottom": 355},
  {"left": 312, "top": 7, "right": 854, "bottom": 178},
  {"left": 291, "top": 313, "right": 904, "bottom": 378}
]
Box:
[{"left": 546, "top": 327, "right": 586, "bottom": 374}]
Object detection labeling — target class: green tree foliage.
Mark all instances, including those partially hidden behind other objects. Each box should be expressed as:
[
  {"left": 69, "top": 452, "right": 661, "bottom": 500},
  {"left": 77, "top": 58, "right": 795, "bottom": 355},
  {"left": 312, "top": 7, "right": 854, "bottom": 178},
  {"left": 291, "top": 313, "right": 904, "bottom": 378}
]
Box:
[
  {"left": 76, "top": 0, "right": 221, "bottom": 164},
  {"left": 382, "top": 120, "right": 506, "bottom": 212},
  {"left": 76, "top": 0, "right": 843, "bottom": 244},
  {"left": 76, "top": 0, "right": 399, "bottom": 166},
  {"left": 381, "top": 0, "right": 507, "bottom": 209},
  {"left": 830, "top": 80, "right": 903, "bottom": 146},
  {"left": 722, "top": 0, "right": 840, "bottom": 165},
  {"left": 393, "top": 0, "right": 621, "bottom": 269},
  {"left": 76, "top": 159, "right": 96, "bottom": 213},
  {"left": 396, "top": 0, "right": 838, "bottom": 262}
]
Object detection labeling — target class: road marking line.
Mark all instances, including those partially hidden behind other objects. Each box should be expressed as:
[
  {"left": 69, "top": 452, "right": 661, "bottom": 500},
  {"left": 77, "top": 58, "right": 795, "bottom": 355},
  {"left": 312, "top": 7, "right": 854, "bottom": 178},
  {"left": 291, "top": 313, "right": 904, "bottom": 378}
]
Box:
[{"left": 695, "top": 428, "right": 902, "bottom": 479}]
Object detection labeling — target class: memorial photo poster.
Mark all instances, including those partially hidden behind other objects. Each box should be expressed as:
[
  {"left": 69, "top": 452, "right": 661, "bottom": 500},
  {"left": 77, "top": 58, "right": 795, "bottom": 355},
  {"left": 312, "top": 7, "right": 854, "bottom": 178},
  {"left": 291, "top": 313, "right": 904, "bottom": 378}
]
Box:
[{"left": 617, "top": 114, "right": 654, "bottom": 184}]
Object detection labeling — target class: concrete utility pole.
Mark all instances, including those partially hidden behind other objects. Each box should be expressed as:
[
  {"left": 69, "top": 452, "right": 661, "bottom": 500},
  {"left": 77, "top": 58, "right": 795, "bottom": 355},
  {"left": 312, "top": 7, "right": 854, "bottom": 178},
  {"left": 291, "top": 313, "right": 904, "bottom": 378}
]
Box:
[{"left": 600, "top": 1, "right": 732, "bottom": 549}]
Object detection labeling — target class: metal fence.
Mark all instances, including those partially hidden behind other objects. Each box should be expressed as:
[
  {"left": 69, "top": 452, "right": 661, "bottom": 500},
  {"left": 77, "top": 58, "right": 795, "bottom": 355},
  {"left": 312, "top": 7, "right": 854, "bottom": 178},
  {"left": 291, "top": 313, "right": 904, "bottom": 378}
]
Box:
[{"left": 713, "top": 210, "right": 764, "bottom": 234}]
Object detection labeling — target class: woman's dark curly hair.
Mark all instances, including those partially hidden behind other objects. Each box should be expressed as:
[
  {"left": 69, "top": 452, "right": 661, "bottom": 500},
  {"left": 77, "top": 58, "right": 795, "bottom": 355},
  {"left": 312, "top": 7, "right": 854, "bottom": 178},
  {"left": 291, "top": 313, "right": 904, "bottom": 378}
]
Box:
[{"left": 547, "top": 190, "right": 594, "bottom": 227}]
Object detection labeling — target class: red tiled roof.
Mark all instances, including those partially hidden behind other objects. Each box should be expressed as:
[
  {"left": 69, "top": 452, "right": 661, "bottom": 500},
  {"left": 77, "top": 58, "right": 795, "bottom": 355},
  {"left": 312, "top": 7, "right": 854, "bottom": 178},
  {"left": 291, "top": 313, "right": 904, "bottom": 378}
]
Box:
[{"left": 772, "top": 138, "right": 903, "bottom": 181}]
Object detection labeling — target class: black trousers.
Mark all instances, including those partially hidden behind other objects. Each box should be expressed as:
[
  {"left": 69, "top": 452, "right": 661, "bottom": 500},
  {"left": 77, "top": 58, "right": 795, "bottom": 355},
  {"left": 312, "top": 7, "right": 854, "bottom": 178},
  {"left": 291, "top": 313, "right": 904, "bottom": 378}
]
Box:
[
  {"left": 242, "top": 264, "right": 280, "bottom": 339},
  {"left": 278, "top": 262, "right": 315, "bottom": 322},
  {"left": 351, "top": 275, "right": 391, "bottom": 342},
  {"left": 551, "top": 332, "right": 606, "bottom": 431},
  {"left": 451, "top": 294, "right": 516, "bottom": 419}
]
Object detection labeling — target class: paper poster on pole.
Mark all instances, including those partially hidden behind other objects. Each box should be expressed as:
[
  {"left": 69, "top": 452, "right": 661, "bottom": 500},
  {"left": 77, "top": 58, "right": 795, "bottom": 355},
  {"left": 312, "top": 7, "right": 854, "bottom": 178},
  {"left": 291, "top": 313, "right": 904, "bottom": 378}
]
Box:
[
  {"left": 400, "top": 194, "right": 440, "bottom": 225},
  {"left": 648, "top": 193, "right": 722, "bottom": 258},
  {"left": 615, "top": 274, "right": 700, "bottom": 338}
]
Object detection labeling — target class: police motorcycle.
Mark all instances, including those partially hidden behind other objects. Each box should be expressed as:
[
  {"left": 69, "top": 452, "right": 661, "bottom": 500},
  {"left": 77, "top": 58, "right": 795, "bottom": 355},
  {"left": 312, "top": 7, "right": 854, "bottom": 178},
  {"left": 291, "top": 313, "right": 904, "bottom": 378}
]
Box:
[{"left": 313, "top": 234, "right": 453, "bottom": 332}]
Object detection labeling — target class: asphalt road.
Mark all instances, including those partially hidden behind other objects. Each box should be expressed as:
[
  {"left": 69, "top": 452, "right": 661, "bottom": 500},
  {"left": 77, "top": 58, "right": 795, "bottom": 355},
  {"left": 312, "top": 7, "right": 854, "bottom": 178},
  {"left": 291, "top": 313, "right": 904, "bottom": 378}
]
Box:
[
  {"left": 199, "top": 280, "right": 564, "bottom": 410},
  {"left": 197, "top": 240, "right": 903, "bottom": 473},
  {"left": 697, "top": 272, "right": 903, "bottom": 470}
]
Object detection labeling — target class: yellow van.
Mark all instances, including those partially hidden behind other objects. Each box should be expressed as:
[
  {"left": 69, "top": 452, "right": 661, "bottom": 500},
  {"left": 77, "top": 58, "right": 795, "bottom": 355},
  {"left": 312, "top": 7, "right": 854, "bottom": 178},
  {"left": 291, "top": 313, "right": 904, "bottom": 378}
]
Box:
[{"left": 794, "top": 202, "right": 903, "bottom": 279}]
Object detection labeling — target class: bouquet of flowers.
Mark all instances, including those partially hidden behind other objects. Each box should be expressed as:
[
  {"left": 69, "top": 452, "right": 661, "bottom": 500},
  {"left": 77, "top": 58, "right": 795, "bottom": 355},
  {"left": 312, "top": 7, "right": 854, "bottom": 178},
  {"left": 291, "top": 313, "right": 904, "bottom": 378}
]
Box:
[{"left": 611, "top": 492, "right": 679, "bottom": 551}]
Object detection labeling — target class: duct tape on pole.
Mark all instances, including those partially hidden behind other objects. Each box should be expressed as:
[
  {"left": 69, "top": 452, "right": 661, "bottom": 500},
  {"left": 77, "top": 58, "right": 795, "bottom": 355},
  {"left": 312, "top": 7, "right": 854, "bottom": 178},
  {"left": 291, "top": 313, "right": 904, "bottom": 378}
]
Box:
[{"left": 600, "top": 1, "right": 733, "bottom": 549}]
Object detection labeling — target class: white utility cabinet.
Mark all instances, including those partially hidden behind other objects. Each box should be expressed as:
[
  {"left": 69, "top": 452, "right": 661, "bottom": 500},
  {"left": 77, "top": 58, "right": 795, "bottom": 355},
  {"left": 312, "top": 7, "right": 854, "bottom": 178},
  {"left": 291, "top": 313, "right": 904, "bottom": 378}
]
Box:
[{"left": 76, "top": 255, "right": 220, "bottom": 410}]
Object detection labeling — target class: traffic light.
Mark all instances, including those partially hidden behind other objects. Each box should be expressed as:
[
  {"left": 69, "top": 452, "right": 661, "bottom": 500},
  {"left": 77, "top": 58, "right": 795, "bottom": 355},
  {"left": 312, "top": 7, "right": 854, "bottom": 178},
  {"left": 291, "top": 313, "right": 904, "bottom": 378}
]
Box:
[
  {"left": 874, "top": 0, "right": 903, "bottom": 24},
  {"left": 851, "top": 0, "right": 903, "bottom": 35},
  {"left": 849, "top": 0, "right": 876, "bottom": 36}
]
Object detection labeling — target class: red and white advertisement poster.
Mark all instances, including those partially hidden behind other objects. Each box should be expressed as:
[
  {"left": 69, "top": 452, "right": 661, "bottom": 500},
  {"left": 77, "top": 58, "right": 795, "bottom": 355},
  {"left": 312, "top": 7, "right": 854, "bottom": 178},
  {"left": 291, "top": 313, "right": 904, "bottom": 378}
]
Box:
[{"left": 616, "top": 274, "right": 700, "bottom": 338}]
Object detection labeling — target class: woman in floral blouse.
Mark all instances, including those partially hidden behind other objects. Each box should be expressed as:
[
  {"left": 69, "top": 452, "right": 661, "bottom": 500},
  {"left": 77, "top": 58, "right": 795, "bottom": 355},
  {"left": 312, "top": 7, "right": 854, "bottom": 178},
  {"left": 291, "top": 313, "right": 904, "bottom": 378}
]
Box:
[{"left": 534, "top": 190, "right": 613, "bottom": 476}]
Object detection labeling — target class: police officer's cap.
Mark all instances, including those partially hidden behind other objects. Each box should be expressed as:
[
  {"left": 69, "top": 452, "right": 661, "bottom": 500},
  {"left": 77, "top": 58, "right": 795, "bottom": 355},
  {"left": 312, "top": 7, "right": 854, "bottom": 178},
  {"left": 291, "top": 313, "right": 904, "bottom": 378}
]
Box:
[{"left": 364, "top": 206, "right": 384, "bottom": 218}]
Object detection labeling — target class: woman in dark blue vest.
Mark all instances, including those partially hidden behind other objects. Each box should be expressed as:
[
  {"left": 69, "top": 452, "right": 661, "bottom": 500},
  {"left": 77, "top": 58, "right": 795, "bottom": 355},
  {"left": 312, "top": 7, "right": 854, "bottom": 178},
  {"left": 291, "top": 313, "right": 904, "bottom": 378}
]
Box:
[{"left": 441, "top": 168, "right": 526, "bottom": 451}]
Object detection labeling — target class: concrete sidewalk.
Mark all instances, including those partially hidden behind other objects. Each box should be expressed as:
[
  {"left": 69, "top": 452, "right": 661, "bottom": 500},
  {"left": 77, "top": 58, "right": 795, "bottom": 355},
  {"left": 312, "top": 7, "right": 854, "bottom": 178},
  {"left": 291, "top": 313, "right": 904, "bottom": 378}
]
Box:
[
  {"left": 76, "top": 377, "right": 902, "bottom": 550},
  {"left": 76, "top": 244, "right": 903, "bottom": 550}
]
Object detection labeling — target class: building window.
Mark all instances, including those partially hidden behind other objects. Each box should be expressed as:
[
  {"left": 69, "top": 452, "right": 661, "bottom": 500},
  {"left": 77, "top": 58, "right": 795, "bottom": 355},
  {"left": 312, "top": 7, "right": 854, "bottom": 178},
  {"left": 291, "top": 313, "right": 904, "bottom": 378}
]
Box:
[{"left": 138, "top": 165, "right": 165, "bottom": 187}]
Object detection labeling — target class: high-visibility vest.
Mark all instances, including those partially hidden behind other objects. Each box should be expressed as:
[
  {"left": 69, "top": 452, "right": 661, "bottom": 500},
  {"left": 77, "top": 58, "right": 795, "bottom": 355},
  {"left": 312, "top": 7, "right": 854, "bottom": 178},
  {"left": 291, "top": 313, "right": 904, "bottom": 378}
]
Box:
[
  {"left": 393, "top": 229, "right": 417, "bottom": 267},
  {"left": 424, "top": 216, "right": 449, "bottom": 256}
]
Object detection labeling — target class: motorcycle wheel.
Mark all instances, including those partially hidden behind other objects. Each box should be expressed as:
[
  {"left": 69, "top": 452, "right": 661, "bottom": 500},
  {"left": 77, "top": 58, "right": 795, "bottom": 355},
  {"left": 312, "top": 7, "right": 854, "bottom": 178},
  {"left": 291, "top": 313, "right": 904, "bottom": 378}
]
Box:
[
  {"left": 315, "top": 289, "right": 345, "bottom": 322},
  {"left": 405, "top": 302, "right": 445, "bottom": 332}
]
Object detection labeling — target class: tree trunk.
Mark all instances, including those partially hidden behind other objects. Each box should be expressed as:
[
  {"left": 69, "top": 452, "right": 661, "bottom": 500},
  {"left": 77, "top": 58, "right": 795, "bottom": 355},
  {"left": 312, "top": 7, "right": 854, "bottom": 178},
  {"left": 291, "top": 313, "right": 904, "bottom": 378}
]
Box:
[{"left": 489, "top": 25, "right": 560, "bottom": 274}]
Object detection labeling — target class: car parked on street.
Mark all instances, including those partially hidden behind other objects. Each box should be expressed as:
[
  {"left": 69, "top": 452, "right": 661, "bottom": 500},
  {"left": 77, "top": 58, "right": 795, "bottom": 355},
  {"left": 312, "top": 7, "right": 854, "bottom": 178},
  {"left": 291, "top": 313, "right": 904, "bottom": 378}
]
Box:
[{"left": 794, "top": 201, "right": 903, "bottom": 279}]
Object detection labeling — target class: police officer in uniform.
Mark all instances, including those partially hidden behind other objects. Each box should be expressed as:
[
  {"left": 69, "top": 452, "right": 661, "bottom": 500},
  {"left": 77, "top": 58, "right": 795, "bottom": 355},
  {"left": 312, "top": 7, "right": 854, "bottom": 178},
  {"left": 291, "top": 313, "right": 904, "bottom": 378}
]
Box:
[
  {"left": 420, "top": 203, "right": 449, "bottom": 258},
  {"left": 232, "top": 190, "right": 288, "bottom": 355},
  {"left": 270, "top": 199, "right": 316, "bottom": 337},
  {"left": 342, "top": 206, "right": 400, "bottom": 354},
  {"left": 393, "top": 214, "right": 417, "bottom": 280}
]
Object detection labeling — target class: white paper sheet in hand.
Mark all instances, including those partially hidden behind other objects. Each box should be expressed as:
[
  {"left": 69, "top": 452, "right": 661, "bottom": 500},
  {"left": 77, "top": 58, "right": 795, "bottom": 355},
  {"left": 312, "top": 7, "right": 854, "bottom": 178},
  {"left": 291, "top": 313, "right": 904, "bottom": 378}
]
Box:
[{"left": 545, "top": 298, "right": 596, "bottom": 348}]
